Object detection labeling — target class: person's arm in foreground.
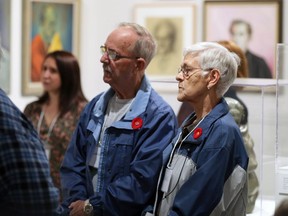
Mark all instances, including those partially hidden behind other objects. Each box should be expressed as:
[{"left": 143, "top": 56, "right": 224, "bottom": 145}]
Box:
[{"left": 0, "top": 89, "right": 59, "bottom": 216}]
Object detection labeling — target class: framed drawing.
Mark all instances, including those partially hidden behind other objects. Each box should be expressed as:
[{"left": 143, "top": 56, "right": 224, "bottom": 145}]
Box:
[
  {"left": 22, "top": 0, "right": 80, "bottom": 95},
  {"left": 204, "top": 0, "right": 282, "bottom": 80},
  {"left": 133, "top": 2, "right": 197, "bottom": 83},
  {"left": 0, "top": 0, "right": 11, "bottom": 94}
]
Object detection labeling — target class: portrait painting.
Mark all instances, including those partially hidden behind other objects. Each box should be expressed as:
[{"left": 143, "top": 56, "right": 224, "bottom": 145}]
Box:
[
  {"left": 22, "top": 0, "right": 80, "bottom": 96},
  {"left": 0, "top": 0, "right": 11, "bottom": 94},
  {"left": 133, "top": 3, "right": 196, "bottom": 81},
  {"left": 146, "top": 18, "right": 183, "bottom": 77},
  {"left": 204, "top": 0, "right": 282, "bottom": 79}
]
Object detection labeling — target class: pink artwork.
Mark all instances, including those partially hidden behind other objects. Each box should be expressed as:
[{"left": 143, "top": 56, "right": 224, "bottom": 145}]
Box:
[{"left": 204, "top": 1, "right": 282, "bottom": 78}]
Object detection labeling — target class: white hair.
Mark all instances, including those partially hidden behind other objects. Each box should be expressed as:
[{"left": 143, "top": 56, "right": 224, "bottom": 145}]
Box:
[{"left": 184, "top": 42, "right": 240, "bottom": 97}]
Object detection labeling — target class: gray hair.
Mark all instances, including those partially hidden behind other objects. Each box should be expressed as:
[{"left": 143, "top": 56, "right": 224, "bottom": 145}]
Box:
[
  {"left": 183, "top": 42, "right": 240, "bottom": 97},
  {"left": 118, "top": 22, "right": 157, "bottom": 67}
]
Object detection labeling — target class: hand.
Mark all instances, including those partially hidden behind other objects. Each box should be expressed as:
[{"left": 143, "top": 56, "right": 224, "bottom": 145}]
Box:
[{"left": 69, "top": 200, "right": 85, "bottom": 216}]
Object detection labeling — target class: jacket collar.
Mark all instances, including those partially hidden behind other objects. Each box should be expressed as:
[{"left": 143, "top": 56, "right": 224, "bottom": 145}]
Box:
[
  {"left": 92, "top": 75, "right": 152, "bottom": 120},
  {"left": 181, "top": 98, "right": 229, "bottom": 144}
]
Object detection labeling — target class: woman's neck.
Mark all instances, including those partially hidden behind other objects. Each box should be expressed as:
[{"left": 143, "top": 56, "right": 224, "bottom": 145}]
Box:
[{"left": 43, "top": 93, "right": 60, "bottom": 125}]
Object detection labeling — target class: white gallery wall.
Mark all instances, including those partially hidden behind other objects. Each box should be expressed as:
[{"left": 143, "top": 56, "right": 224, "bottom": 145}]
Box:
[
  {"left": 9, "top": 0, "right": 287, "bottom": 110},
  {"left": 9, "top": 0, "right": 206, "bottom": 110},
  {"left": 6, "top": 0, "right": 288, "bottom": 208}
]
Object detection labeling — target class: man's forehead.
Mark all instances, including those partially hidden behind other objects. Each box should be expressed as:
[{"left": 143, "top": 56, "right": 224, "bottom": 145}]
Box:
[{"left": 106, "top": 29, "right": 136, "bottom": 51}]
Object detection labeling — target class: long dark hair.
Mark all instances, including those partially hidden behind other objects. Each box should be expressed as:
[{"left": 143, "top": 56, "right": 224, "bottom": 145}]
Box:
[{"left": 38, "top": 50, "right": 87, "bottom": 116}]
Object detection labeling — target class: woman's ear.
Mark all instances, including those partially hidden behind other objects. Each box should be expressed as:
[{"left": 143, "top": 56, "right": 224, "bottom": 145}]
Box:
[{"left": 207, "top": 69, "right": 220, "bottom": 89}]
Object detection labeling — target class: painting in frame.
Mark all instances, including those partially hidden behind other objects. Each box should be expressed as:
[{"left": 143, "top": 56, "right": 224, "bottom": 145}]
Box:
[
  {"left": 22, "top": 0, "right": 80, "bottom": 96},
  {"left": 0, "top": 0, "right": 11, "bottom": 94},
  {"left": 204, "top": 0, "right": 282, "bottom": 81},
  {"left": 133, "top": 2, "right": 197, "bottom": 90}
]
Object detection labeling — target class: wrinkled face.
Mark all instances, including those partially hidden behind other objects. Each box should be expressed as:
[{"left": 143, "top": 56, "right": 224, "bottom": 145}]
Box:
[
  {"left": 176, "top": 53, "right": 209, "bottom": 103},
  {"left": 230, "top": 23, "right": 250, "bottom": 52},
  {"left": 41, "top": 57, "right": 61, "bottom": 93},
  {"left": 100, "top": 27, "right": 140, "bottom": 91}
]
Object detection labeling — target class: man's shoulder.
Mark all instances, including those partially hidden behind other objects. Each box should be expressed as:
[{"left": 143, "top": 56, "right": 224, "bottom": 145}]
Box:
[
  {"left": 149, "top": 89, "right": 170, "bottom": 105},
  {"left": 0, "top": 90, "right": 20, "bottom": 115},
  {"left": 147, "top": 89, "right": 175, "bottom": 113},
  {"left": 81, "top": 93, "right": 104, "bottom": 116},
  {"left": 87, "top": 93, "right": 103, "bottom": 106}
]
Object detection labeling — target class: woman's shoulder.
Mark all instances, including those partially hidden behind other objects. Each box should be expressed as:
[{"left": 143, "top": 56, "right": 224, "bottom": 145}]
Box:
[
  {"left": 24, "top": 101, "right": 41, "bottom": 114},
  {"left": 68, "top": 99, "right": 88, "bottom": 115},
  {"left": 78, "top": 99, "right": 88, "bottom": 110},
  {"left": 79, "top": 99, "right": 88, "bottom": 107}
]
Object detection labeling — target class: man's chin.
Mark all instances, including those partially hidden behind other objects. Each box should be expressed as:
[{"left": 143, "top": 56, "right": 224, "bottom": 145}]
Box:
[
  {"left": 177, "top": 95, "right": 184, "bottom": 102},
  {"left": 103, "top": 75, "right": 112, "bottom": 84}
]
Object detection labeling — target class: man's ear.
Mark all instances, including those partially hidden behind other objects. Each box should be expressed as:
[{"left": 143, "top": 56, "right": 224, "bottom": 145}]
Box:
[
  {"left": 135, "top": 58, "right": 146, "bottom": 71},
  {"left": 207, "top": 69, "right": 220, "bottom": 89}
]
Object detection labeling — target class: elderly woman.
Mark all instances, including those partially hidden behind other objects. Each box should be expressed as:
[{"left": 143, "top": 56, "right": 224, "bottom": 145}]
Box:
[{"left": 144, "top": 42, "right": 249, "bottom": 216}]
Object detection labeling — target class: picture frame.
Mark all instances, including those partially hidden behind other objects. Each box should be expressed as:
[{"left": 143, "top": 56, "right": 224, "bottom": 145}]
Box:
[
  {"left": 22, "top": 0, "right": 80, "bottom": 96},
  {"left": 204, "top": 0, "right": 282, "bottom": 80},
  {"left": 0, "top": 0, "right": 11, "bottom": 94},
  {"left": 133, "top": 2, "right": 197, "bottom": 90}
]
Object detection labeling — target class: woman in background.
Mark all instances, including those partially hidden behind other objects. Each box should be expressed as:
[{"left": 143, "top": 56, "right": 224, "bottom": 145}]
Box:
[{"left": 24, "top": 50, "right": 88, "bottom": 200}]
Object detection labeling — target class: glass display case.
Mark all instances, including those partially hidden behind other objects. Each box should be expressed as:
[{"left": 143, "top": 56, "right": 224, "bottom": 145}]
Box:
[
  {"left": 275, "top": 44, "right": 288, "bottom": 212},
  {"left": 234, "top": 78, "right": 277, "bottom": 216}
]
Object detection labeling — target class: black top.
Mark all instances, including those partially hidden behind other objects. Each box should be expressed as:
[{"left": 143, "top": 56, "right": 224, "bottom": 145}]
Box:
[{"left": 246, "top": 50, "right": 272, "bottom": 78}]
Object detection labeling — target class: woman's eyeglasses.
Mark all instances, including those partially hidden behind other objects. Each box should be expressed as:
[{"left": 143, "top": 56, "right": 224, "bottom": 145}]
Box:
[{"left": 177, "top": 67, "right": 202, "bottom": 79}]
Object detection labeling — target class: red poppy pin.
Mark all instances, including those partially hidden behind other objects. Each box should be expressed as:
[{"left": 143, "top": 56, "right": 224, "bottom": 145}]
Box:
[
  {"left": 193, "top": 128, "right": 203, "bottom": 139},
  {"left": 132, "top": 117, "right": 143, "bottom": 130}
]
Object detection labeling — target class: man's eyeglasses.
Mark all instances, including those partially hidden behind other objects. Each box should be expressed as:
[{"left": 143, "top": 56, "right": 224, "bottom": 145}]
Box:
[
  {"left": 178, "top": 67, "right": 202, "bottom": 79},
  {"left": 100, "top": 45, "right": 139, "bottom": 61}
]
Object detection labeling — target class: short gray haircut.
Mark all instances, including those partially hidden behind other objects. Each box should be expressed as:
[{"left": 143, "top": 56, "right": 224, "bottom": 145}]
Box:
[
  {"left": 118, "top": 22, "right": 157, "bottom": 67},
  {"left": 183, "top": 42, "right": 240, "bottom": 97}
]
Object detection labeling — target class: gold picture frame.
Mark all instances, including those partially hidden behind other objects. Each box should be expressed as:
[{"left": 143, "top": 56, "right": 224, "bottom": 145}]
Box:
[{"left": 22, "top": 0, "right": 80, "bottom": 96}]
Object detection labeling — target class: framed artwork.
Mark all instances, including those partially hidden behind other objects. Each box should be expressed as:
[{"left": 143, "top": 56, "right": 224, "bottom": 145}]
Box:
[
  {"left": 0, "top": 0, "right": 11, "bottom": 94},
  {"left": 204, "top": 0, "right": 282, "bottom": 80},
  {"left": 22, "top": 0, "right": 80, "bottom": 96},
  {"left": 133, "top": 2, "right": 197, "bottom": 82}
]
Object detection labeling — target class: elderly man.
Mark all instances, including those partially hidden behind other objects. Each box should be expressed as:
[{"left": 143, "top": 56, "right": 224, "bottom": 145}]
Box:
[{"left": 59, "top": 22, "right": 177, "bottom": 216}]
